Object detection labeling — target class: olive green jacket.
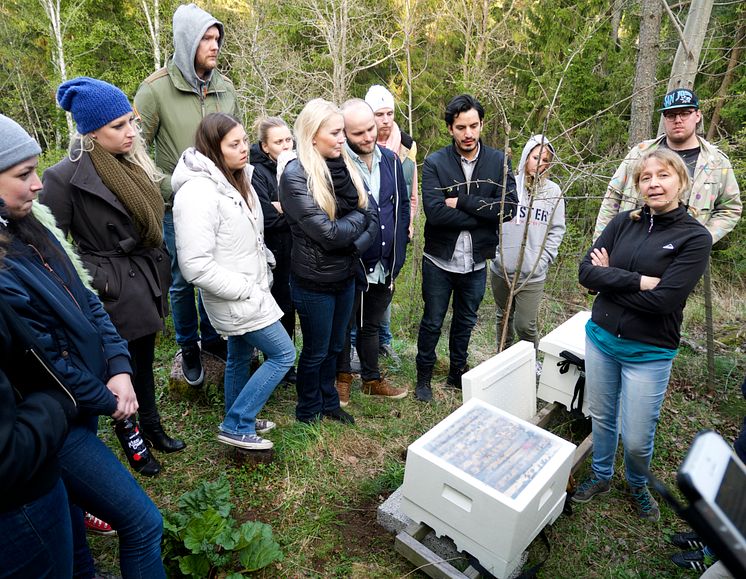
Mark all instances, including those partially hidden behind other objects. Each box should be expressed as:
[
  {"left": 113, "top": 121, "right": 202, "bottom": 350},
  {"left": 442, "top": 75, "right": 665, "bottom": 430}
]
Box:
[{"left": 134, "top": 60, "right": 240, "bottom": 205}]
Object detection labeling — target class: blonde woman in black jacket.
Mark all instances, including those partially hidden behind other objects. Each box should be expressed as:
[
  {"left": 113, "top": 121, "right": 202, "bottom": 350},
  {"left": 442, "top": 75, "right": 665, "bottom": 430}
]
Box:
[{"left": 279, "top": 98, "right": 378, "bottom": 425}]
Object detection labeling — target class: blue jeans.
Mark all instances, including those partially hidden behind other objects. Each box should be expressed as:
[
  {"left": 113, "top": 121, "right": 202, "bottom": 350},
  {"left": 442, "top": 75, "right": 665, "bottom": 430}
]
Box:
[
  {"left": 59, "top": 418, "right": 165, "bottom": 579},
  {"left": 416, "top": 257, "right": 486, "bottom": 371},
  {"left": 163, "top": 210, "right": 219, "bottom": 347},
  {"left": 585, "top": 338, "right": 672, "bottom": 488},
  {"left": 0, "top": 479, "right": 72, "bottom": 578},
  {"left": 221, "top": 321, "right": 295, "bottom": 434},
  {"left": 292, "top": 277, "right": 356, "bottom": 422}
]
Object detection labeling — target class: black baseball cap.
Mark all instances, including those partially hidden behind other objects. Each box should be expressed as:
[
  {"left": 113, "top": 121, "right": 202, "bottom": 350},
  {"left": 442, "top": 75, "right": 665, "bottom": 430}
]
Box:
[{"left": 659, "top": 88, "right": 699, "bottom": 112}]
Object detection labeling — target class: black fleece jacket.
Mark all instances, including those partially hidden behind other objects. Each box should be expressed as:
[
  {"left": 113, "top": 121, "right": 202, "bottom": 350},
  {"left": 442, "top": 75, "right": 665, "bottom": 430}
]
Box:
[
  {"left": 421, "top": 140, "right": 517, "bottom": 263},
  {"left": 579, "top": 205, "right": 711, "bottom": 349}
]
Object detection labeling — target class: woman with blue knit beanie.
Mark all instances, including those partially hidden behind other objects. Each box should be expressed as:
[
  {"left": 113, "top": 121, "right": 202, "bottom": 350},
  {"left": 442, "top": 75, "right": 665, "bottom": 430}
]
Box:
[
  {"left": 0, "top": 113, "right": 165, "bottom": 578},
  {"left": 43, "top": 77, "right": 185, "bottom": 470}
]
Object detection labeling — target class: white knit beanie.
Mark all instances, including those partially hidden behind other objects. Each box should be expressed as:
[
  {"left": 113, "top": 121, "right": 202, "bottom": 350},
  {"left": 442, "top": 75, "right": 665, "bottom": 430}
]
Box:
[
  {"left": 0, "top": 115, "right": 41, "bottom": 172},
  {"left": 365, "top": 85, "right": 395, "bottom": 113}
]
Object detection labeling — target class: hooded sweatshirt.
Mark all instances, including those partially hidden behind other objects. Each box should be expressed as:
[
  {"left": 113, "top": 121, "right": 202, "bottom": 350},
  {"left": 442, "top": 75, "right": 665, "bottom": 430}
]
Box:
[
  {"left": 172, "top": 3, "right": 225, "bottom": 91},
  {"left": 491, "top": 135, "right": 565, "bottom": 284},
  {"left": 134, "top": 4, "right": 239, "bottom": 204}
]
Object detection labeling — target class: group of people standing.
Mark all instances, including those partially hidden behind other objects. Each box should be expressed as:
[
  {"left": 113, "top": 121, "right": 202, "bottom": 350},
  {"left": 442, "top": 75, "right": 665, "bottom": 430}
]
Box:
[{"left": 0, "top": 0, "right": 742, "bottom": 577}]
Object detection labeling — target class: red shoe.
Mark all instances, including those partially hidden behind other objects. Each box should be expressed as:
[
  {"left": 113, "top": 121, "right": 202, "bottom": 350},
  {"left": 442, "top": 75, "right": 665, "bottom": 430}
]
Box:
[{"left": 84, "top": 512, "right": 117, "bottom": 536}]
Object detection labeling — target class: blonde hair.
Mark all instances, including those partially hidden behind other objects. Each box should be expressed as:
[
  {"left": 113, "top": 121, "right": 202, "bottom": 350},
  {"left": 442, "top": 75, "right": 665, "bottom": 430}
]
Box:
[
  {"left": 69, "top": 131, "right": 163, "bottom": 183},
  {"left": 294, "top": 98, "right": 366, "bottom": 219},
  {"left": 629, "top": 148, "right": 692, "bottom": 221},
  {"left": 254, "top": 116, "right": 289, "bottom": 144}
]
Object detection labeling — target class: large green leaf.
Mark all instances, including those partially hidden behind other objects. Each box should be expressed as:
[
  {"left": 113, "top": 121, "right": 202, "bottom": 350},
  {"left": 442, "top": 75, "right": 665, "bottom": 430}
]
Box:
[{"left": 237, "top": 521, "right": 284, "bottom": 572}]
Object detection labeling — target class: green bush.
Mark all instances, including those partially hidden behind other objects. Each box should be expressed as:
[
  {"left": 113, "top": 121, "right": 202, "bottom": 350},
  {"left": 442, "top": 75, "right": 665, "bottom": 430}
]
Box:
[{"left": 162, "top": 477, "right": 283, "bottom": 578}]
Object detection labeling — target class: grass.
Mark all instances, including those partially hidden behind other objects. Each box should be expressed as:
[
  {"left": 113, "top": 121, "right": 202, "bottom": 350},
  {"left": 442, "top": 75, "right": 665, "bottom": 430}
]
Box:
[{"left": 88, "top": 265, "right": 746, "bottom": 577}]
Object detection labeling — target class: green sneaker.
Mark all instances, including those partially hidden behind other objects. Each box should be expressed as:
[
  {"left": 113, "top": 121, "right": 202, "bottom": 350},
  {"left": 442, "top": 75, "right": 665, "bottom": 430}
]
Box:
[
  {"left": 571, "top": 476, "right": 611, "bottom": 503},
  {"left": 630, "top": 485, "right": 660, "bottom": 522}
]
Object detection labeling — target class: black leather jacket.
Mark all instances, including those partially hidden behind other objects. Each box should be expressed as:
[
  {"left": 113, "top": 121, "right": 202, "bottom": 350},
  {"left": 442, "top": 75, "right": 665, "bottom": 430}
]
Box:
[{"left": 279, "top": 159, "right": 378, "bottom": 284}]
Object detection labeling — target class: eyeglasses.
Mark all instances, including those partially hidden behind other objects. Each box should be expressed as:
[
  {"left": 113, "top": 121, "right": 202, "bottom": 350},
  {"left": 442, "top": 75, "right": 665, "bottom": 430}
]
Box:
[{"left": 663, "top": 109, "right": 696, "bottom": 121}]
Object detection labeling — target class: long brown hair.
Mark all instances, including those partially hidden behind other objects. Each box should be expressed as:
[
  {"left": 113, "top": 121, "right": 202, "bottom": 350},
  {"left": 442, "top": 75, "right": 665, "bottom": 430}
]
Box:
[{"left": 195, "top": 113, "right": 252, "bottom": 205}]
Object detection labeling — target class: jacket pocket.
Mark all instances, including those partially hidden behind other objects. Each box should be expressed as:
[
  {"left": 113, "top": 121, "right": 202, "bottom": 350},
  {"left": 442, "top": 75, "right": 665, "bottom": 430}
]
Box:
[{"left": 89, "top": 259, "right": 121, "bottom": 301}]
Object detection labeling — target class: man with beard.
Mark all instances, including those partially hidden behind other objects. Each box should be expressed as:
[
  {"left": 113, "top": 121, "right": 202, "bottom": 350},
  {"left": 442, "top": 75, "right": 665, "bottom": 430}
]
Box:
[
  {"left": 134, "top": 3, "right": 240, "bottom": 386},
  {"left": 595, "top": 88, "right": 740, "bottom": 243},
  {"left": 415, "top": 94, "right": 517, "bottom": 402},
  {"left": 334, "top": 99, "right": 409, "bottom": 406}
]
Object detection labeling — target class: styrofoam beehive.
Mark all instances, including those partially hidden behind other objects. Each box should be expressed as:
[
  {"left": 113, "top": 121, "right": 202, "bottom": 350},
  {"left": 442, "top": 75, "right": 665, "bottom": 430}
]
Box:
[
  {"left": 401, "top": 399, "right": 576, "bottom": 578},
  {"left": 537, "top": 311, "right": 591, "bottom": 416},
  {"left": 462, "top": 341, "right": 536, "bottom": 421}
]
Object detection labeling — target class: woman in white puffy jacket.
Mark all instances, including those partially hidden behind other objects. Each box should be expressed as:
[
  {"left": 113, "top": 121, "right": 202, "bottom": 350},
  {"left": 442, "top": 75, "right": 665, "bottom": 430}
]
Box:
[{"left": 172, "top": 113, "right": 295, "bottom": 451}]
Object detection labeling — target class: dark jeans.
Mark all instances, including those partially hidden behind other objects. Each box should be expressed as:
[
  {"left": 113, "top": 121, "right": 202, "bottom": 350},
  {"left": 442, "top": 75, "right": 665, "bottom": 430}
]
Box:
[
  {"left": 339, "top": 282, "right": 392, "bottom": 381},
  {"left": 416, "top": 257, "right": 486, "bottom": 371},
  {"left": 128, "top": 333, "right": 159, "bottom": 428},
  {"left": 163, "top": 210, "right": 219, "bottom": 348},
  {"left": 0, "top": 478, "right": 72, "bottom": 578},
  {"left": 267, "top": 232, "right": 296, "bottom": 343},
  {"left": 61, "top": 418, "right": 165, "bottom": 579},
  {"left": 291, "top": 277, "right": 355, "bottom": 422}
]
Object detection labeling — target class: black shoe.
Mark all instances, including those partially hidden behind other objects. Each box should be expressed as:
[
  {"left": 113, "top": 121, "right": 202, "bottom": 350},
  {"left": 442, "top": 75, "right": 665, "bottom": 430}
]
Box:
[
  {"left": 282, "top": 367, "right": 297, "bottom": 386},
  {"left": 141, "top": 423, "right": 187, "bottom": 454},
  {"left": 135, "top": 454, "right": 161, "bottom": 477},
  {"left": 415, "top": 383, "right": 432, "bottom": 402},
  {"left": 670, "top": 531, "right": 706, "bottom": 550},
  {"left": 415, "top": 367, "right": 433, "bottom": 403},
  {"left": 445, "top": 364, "right": 470, "bottom": 389},
  {"left": 202, "top": 338, "right": 227, "bottom": 362},
  {"left": 180, "top": 343, "right": 204, "bottom": 387},
  {"left": 323, "top": 407, "right": 355, "bottom": 425}
]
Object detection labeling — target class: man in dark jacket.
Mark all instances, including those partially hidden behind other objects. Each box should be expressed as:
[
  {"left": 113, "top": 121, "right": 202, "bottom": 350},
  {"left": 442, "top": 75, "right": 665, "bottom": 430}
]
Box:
[
  {"left": 134, "top": 3, "right": 240, "bottom": 386},
  {"left": 415, "top": 94, "right": 517, "bottom": 402},
  {"left": 335, "top": 100, "right": 409, "bottom": 405}
]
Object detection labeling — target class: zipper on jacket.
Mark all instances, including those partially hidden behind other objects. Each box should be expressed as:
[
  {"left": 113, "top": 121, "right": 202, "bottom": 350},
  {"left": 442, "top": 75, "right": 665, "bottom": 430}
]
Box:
[
  {"left": 28, "top": 347, "right": 78, "bottom": 407},
  {"left": 28, "top": 244, "right": 83, "bottom": 311}
]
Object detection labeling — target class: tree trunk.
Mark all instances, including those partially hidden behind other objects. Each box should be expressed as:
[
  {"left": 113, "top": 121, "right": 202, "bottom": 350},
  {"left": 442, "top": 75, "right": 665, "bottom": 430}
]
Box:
[
  {"left": 141, "top": 0, "right": 162, "bottom": 71},
  {"left": 657, "top": 0, "right": 715, "bottom": 135},
  {"left": 610, "top": 0, "right": 624, "bottom": 50},
  {"left": 628, "top": 0, "right": 662, "bottom": 147},
  {"left": 40, "top": 0, "right": 73, "bottom": 137},
  {"left": 706, "top": 19, "right": 745, "bottom": 141}
]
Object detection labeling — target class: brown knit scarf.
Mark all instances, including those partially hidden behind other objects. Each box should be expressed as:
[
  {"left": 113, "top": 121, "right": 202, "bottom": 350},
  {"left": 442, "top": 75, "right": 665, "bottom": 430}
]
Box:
[{"left": 89, "top": 142, "right": 164, "bottom": 248}]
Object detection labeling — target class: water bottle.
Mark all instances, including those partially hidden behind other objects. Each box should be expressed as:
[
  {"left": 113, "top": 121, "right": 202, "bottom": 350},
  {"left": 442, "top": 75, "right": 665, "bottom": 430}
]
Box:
[{"left": 113, "top": 417, "right": 160, "bottom": 476}]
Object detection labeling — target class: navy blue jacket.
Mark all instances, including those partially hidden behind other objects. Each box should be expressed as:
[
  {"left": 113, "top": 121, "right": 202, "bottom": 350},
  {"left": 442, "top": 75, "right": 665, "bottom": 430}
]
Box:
[
  {"left": 360, "top": 146, "right": 410, "bottom": 282},
  {"left": 422, "top": 140, "right": 517, "bottom": 263},
  {"left": 0, "top": 228, "right": 130, "bottom": 416},
  {"left": 579, "top": 205, "right": 711, "bottom": 349}
]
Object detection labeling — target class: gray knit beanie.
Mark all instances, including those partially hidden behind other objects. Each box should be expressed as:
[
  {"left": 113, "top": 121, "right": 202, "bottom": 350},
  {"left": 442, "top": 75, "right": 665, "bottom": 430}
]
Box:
[{"left": 0, "top": 115, "right": 42, "bottom": 173}]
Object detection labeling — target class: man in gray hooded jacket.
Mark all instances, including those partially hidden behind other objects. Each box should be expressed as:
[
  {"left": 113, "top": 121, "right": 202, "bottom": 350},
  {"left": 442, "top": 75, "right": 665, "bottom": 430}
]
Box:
[{"left": 135, "top": 3, "right": 240, "bottom": 386}]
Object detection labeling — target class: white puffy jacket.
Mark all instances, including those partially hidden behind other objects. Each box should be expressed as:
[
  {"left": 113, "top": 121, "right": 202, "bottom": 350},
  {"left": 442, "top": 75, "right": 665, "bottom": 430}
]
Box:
[{"left": 172, "top": 148, "right": 283, "bottom": 336}]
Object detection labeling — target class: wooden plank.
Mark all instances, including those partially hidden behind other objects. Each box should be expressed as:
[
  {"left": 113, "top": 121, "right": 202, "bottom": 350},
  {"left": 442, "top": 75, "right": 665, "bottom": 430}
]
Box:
[
  {"left": 395, "top": 531, "right": 474, "bottom": 579},
  {"left": 571, "top": 433, "right": 593, "bottom": 474},
  {"left": 405, "top": 521, "right": 431, "bottom": 541},
  {"left": 528, "top": 402, "right": 560, "bottom": 428}
]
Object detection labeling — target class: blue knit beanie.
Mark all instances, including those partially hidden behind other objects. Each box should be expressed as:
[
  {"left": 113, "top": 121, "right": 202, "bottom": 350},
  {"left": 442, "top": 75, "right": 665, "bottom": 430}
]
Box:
[
  {"left": 57, "top": 77, "right": 132, "bottom": 134},
  {"left": 0, "top": 115, "right": 42, "bottom": 173}
]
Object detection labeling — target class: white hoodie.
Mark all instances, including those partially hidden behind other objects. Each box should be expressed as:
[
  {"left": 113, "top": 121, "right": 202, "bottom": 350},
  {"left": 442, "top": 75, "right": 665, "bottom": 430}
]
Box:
[
  {"left": 491, "top": 135, "right": 565, "bottom": 284},
  {"left": 172, "top": 148, "right": 282, "bottom": 336}
]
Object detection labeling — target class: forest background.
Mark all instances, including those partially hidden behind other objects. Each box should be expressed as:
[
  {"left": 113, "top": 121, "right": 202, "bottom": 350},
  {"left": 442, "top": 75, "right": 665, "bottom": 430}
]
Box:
[{"left": 2, "top": 0, "right": 746, "bottom": 577}]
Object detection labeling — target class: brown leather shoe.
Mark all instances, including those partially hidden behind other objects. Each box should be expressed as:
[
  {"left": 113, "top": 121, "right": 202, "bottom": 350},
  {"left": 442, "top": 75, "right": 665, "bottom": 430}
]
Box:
[
  {"left": 362, "top": 378, "right": 407, "bottom": 400},
  {"left": 336, "top": 372, "right": 353, "bottom": 407}
]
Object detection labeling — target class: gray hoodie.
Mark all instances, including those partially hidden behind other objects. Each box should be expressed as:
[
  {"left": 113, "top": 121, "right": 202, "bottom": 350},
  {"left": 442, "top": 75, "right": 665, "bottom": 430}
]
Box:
[
  {"left": 172, "top": 3, "right": 224, "bottom": 91},
  {"left": 491, "top": 135, "right": 565, "bottom": 284}
]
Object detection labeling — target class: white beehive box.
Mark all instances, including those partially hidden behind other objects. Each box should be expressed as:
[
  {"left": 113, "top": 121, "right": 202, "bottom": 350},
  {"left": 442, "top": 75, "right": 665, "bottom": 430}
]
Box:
[
  {"left": 537, "top": 311, "right": 591, "bottom": 416},
  {"left": 462, "top": 341, "right": 536, "bottom": 421},
  {"left": 401, "top": 399, "right": 576, "bottom": 578}
]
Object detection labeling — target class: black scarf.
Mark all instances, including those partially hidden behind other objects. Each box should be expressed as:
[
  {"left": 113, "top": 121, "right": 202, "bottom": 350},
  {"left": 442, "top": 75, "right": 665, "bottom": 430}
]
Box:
[{"left": 326, "top": 156, "right": 359, "bottom": 216}]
